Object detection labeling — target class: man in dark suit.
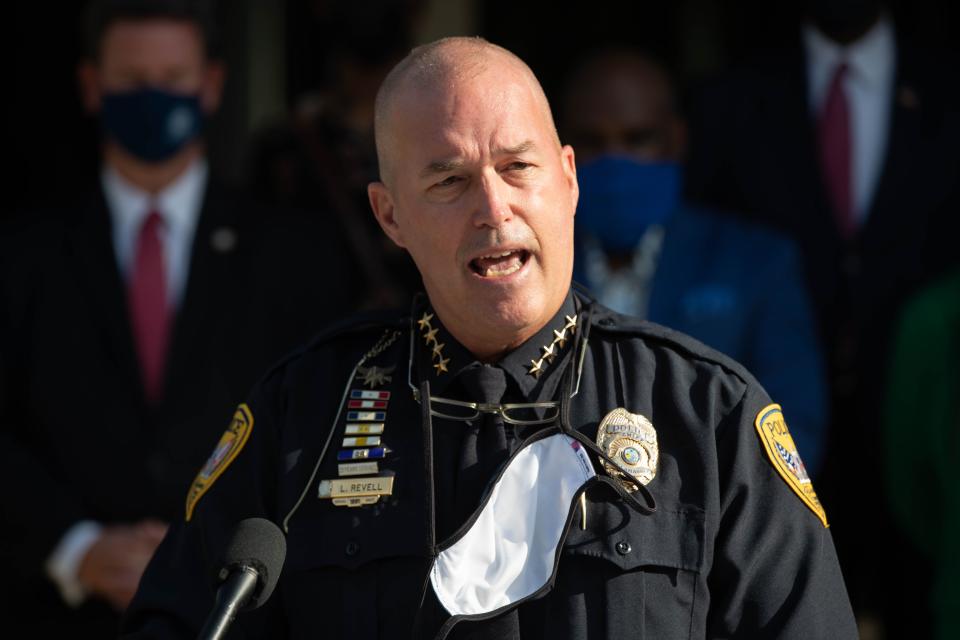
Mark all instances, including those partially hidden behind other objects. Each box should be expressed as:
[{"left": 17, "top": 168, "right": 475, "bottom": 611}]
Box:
[
  {"left": 563, "top": 50, "right": 827, "bottom": 476},
  {"left": 0, "top": 0, "right": 355, "bottom": 635},
  {"left": 684, "top": 0, "right": 960, "bottom": 634}
]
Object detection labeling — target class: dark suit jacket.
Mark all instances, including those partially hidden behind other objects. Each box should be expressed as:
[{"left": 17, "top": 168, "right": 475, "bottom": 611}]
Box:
[
  {"left": 687, "top": 39, "right": 960, "bottom": 362},
  {"left": 684, "top": 33, "right": 960, "bottom": 624},
  {"left": 0, "top": 180, "right": 359, "bottom": 635}
]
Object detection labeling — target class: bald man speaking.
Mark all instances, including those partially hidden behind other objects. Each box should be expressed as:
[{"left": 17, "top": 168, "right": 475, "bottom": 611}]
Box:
[{"left": 123, "top": 38, "right": 856, "bottom": 639}]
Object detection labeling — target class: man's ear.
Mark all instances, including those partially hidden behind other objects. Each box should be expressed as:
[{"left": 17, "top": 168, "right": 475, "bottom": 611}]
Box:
[
  {"left": 561, "top": 144, "right": 579, "bottom": 214},
  {"left": 368, "top": 181, "right": 406, "bottom": 249},
  {"left": 77, "top": 61, "right": 101, "bottom": 114},
  {"left": 200, "top": 61, "right": 226, "bottom": 114}
]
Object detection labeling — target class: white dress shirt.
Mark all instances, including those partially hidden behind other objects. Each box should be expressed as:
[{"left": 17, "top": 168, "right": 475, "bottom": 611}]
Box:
[
  {"left": 803, "top": 15, "right": 896, "bottom": 224},
  {"left": 102, "top": 157, "right": 208, "bottom": 308},
  {"left": 44, "top": 159, "right": 208, "bottom": 606}
]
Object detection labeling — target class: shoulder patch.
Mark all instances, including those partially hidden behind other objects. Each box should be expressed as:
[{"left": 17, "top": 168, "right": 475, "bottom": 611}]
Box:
[
  {"left": 185, "top": 404, "right": 254, "bottom": 521},
  {"left": 754, "top": 404, "right": 828, "bottom": 527}
]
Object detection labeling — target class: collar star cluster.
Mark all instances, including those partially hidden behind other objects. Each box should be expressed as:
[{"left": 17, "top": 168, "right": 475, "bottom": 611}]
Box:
[
  {"left": 418, "top": 312, "right": 450, "bottom": 374},
  {"left": 528, "top": 314, "right": 578, "bottom": 379}
]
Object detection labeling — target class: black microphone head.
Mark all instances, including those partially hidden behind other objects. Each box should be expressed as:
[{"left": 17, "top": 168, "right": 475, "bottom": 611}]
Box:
[{"left": 220, "top": 517, "right": 286, "bottom": 610}]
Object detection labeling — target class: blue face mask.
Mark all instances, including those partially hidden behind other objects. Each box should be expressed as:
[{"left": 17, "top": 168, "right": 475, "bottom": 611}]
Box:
[
  {"left": 101, "top": 87, "right": 204, "bottom": 163},
  {"left": 575, "top": 156, "right": 683, "bottom": 253}
]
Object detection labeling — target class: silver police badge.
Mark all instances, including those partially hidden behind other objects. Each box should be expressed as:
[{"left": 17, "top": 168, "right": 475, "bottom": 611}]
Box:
[{"left": 595, "top": 408, "right": 658, "bottom": 491}]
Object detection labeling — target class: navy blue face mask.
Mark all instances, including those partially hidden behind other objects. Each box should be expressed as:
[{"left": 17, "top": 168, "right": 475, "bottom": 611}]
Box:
[
  {"left": 101, "top": 87, "right": 204, "bottom": 163},
  {"left": 575, "top": 156, "right": 683, "bottom": 253}
]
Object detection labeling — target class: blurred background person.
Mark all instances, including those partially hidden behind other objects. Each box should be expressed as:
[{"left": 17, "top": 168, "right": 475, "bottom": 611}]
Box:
[
  {"left": 884, "top": 268, "right": 960, "bottom": 640},
  {"left": 0, "top": 0, "right": 355, "bottom": 635},
  {"left": 684, "top": 1, "right": 960, "bottom": 635},
  {"left": 563, "top": 50, "right": 828, "bottom": 475},
  {"left": 248, "top": 0, "right": 425, "bottom": 309}
]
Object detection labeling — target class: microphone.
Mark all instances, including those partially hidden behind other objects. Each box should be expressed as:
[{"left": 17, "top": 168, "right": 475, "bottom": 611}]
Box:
[{"left": 198, "top": 517, "right": 287, "bottom": 640}]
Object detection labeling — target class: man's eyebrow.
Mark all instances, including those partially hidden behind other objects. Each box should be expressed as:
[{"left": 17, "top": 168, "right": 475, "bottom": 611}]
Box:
[
  {"left": 420, "top": 158, "right": 465, "bottom": 178},
  {"left": 418, "top": 141, "right": 538, "bottom": 178},
  {"left": 495, "top": 140, "right": 537, "bottom": 156}
]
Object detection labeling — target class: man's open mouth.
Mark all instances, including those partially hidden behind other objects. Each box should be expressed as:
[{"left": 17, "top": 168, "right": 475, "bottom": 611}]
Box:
[{"left": 469, "top": 249, "right": 530, "bottom": 278}]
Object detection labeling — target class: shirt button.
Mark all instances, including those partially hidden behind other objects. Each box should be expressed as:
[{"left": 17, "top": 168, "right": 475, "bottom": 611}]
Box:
[
  {"left": 616, "top": 541, "right": 632, "bottom": 555},
  {"left": 345, "top": 541, "right": 360, "bottom": 557}
]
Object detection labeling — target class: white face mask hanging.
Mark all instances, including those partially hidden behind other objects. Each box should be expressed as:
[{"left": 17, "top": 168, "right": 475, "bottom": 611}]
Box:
[
  {"left": 429, "top": 431, "right": 596, "bottom": 619},
  {"left": 411, "top": 300, "right": 657, "bottom": 639}
]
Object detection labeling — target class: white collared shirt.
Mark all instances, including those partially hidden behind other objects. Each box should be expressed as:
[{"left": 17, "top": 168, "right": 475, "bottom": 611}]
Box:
[
  {"left": 803, "top": 15, "right": 896, "bottom": 224},
  {"left": 101, "top": 158, "right": 208, "bottom": 308}
]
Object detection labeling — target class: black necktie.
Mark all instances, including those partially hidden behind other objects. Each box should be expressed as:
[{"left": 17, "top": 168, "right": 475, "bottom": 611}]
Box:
[
  {"left": 451, "top": 364, "right": 509, "bottom": 529},
  {"left": 445, "top": 364, "right": 524, "bottom": 640}
]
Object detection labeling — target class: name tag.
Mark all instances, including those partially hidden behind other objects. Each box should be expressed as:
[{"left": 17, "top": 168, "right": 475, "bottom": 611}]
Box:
[{"left": 318, "top": 476, "right": 394, "bottom": 507}]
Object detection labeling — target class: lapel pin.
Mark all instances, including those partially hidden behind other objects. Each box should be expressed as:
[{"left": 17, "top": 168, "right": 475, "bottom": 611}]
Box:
[
  {"left": 897, "top": 85, "right": 919, "bottom": 110},
  {"left": 210, "top": 227, "right": 238, "bottom": 253}
]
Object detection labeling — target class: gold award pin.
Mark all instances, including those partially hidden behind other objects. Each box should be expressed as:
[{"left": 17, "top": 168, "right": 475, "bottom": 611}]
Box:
[{"left": 596, "top": 408, "right": 658, "bottom": 491}]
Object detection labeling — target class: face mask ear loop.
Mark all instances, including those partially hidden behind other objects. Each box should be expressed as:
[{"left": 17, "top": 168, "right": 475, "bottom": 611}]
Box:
[
  {"left": 609, "top": 339, "right": 657, "bottom": 512},
  {"left": 558, "top": 304, "right": 656, "bottom": 515},
  {"left": 557, "top": 307, "right": 654, "bottom": 514},
  {"left": 409, "top": 293, "right": 428, "bottom": 402},
  {"left": 431, "top": 615, "right": 461, "bottom": 640},
  {"left": 562, "top": 426, "right": 657, "bottom": 515},
  {"left": 412, "top": 377, "right": 440, "bottom": 640},
  {"left": 570, "top": 301, "right": 595, "bottom": 399},
  {"left": 560, "top": 355, "right": 576, "bottom": 437},
  {"left": 562, "top": 301, "right": 595, "bottom": 430},
  {"left": 420, "top": 378, "right": 437, "bottom": 556}
]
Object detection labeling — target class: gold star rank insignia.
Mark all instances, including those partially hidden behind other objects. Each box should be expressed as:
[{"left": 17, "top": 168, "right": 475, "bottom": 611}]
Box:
[
  {"left": 528, "top": 358, "right": 545, "bottom": 378},
  {"left": 418, "top": 309, "right": 449, "bottom": 375},
  {"left": 541, "top": 343, "right": 556, "bottom": 362},
  {"left": 525, "top": 312, "right": 579, "bottom": 379},
  {"left": 417, "top": 312, "right": 434, "bottom": 331},
  {"left": 553, "top": 328, "right": 568, "bottom": 348}
]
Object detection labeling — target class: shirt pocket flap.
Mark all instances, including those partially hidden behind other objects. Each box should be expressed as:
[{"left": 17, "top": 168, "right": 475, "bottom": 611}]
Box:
[
  {"left": 563, "top": 498, "right": 705, "bottom": 573},
  {"left": 284, "top": 497, "right": 431, "bottom": 571}
]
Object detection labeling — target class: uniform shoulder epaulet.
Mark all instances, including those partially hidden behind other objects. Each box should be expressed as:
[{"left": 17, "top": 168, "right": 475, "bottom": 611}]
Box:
[
  {"left": 259, "top": 309, "right": 408, "bottom": 383},
  {"left": 300, "top": 309, "right": 407, "bottom": 353},
  {"left": 587, "top": 302, "right": 754, "bottom": 385}
]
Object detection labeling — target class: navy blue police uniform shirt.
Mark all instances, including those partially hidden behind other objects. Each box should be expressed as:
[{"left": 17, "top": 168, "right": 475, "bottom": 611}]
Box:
[{"left": 121, "top": 291, "right": 857, "bottom": 639}]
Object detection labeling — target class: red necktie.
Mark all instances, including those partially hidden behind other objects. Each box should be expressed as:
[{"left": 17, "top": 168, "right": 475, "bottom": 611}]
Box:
[
  {"left": 818, "top": 62, "right": 854, "bottom": 237},
  {"left": 128, "top": 210, "right": 171, "bottom": 404}
]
